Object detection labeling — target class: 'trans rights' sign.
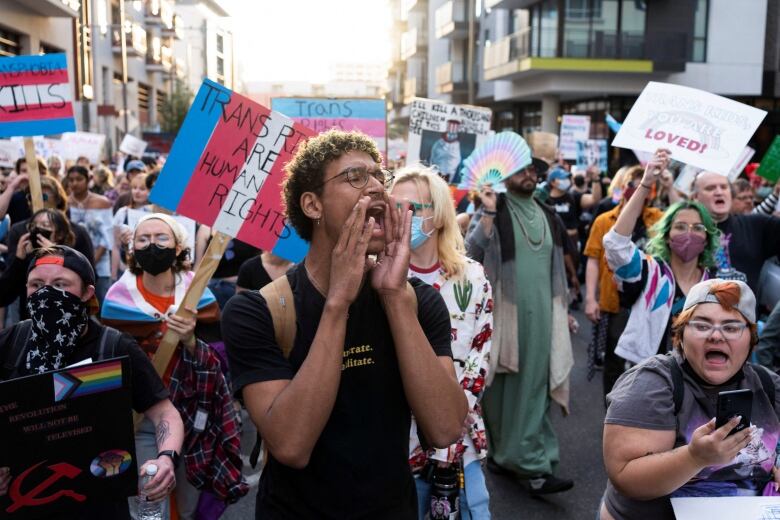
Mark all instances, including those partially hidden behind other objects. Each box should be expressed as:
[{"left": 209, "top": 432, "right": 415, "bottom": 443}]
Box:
[{"left": 612, "top": 82, "right": 766, "bottom": 175}]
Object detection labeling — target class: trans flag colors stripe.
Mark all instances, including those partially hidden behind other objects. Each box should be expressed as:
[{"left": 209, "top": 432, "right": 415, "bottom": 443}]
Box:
[
  {"left": 0, "top": 53, "right": 76, "bottom": 137},
  {"left": 150, "top": 80, "right": 315, "bottom": 262}
]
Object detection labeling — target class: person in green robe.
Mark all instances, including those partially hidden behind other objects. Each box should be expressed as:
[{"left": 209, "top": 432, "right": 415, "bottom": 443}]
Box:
[{"left": 465, "top": 156, "right": 576, "bottom": 495}]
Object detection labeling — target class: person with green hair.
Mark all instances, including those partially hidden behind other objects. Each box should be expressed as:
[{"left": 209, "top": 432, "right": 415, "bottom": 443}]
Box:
[{"left": 602, "top": 149, "right": 720, "bottom": 368}]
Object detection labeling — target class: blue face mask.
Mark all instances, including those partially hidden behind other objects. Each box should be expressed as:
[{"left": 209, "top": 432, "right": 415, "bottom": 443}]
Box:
[{"left": 410, "top": 215, "right": 434, "bottom": 250}]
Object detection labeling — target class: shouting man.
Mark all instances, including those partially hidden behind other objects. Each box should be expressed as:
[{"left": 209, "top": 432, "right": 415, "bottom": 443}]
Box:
[{"left": 223, "top": 130, "right": 467, "bottom": 518}]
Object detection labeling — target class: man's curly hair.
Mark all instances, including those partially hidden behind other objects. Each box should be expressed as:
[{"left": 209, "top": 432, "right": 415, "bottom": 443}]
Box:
[{"left": 283, "top": 130, "right": 382, "bottom": 242}]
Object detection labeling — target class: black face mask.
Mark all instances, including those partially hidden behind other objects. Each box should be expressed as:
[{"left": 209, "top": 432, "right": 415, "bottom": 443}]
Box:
[{"left": 133, "top": 244, "right": 177, "bottom": 275}]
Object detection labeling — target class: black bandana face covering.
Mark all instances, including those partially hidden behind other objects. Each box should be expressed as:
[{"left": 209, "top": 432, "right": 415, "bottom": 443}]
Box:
[
  {"left": 25, "top": 286, "right": 89, "bottom": 374},
  {"left": 133, "top": 244, "right": 177, "bottom": 276}
]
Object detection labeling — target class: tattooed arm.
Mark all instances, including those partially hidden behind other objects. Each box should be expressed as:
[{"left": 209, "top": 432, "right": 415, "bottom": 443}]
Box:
[{"left": 140, "top": 399, "right": 184, "bottom": 500}]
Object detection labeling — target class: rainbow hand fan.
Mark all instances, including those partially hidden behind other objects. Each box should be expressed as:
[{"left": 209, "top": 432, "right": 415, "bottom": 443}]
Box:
[{"left": 458, "top": 132, "right": 532, "bottom": 193}]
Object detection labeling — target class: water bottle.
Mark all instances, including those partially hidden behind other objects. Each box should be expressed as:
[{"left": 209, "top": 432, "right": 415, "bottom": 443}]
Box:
[
  {"left": 137, "top": 463, "right": 163, "bottom": 520},
  {"left": 429, "top": 466, "right": 460, "bottom": 519}
]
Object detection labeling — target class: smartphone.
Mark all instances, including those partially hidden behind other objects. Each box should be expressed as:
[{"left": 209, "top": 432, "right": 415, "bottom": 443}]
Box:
[{"left": 716, "top": 389, "right": 752, "bottom": 436}]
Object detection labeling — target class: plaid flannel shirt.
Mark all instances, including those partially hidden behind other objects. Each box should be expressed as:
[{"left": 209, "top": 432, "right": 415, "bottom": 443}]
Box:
[{"left": 169, "top": 339, "right": 249, "bottom": 503}]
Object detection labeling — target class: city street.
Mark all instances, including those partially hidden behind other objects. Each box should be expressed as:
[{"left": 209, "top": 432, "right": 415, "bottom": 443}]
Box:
[{"left": 223, "top": 309, "right": 607, "bottom": 519}]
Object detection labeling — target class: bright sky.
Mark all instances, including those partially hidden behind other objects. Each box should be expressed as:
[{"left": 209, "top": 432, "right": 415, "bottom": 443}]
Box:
[{"left": 225, "top": 0, "right": 392, "bottom": 84}]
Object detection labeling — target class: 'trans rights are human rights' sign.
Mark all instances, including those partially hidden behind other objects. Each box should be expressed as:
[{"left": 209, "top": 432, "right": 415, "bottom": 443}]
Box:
[{"left": 612, "top": 82, "right": 766, "bottom": 175}]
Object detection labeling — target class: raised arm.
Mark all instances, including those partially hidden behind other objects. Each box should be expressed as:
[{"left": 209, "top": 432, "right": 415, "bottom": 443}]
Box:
[
  {"left": 0, "top": 174, "right": 27, "bottom": 220},
  {"left": 613, "top": 149, "right": 670, "bottom": 237},
  {"left": 580, "top": 166, "right": 603, "bottom": 210}
]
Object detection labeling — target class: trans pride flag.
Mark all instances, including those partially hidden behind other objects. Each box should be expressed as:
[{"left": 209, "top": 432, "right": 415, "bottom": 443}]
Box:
[
  {"left": 0, "top": 53, "right": 76, "bottom": 137},
  {"left": 150, "top": 79, "right": 315, "bottom": 263}
]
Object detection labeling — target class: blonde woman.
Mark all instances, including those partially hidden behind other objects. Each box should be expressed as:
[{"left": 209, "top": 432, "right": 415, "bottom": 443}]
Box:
[{"left": 391, "top": 165, "right": 493, "bottom": 519}]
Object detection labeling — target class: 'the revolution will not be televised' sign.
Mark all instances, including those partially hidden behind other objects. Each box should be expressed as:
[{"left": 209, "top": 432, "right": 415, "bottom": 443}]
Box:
[
  {"left": 612, "top": 82, "right": 766, "bottom": 175},
  {"left": 150, "top": 79, "right": 315, "bottom": 262},
  {"left": 0, "top": 53, "right": 76, "bottom": 138}
]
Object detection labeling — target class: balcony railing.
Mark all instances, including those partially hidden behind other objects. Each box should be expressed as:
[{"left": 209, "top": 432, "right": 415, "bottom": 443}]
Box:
[
  {"left": 434, "top": 0, "right": 470, "bottom": 39},
  {"left": 435, "top": 61, "right": 465, "bottom": 93},
  {"left": 161, "top": 14, "right": 182, "bottom": 39},
  {"left": 112, "top": 23, "right": 147, "bottom": 56},
  {"left": 403, "top": 76, "right": 427, "bottom": 104},
  {"left": 484, "top": 29, "right": 531, "bottom": 71},
  {"left": 400, "top": 27, "right": 427, "bottom": 60}
]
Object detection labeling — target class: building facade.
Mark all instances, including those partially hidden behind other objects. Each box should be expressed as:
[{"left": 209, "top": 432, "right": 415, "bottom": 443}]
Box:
[{"left": 389, "top": 0, "right": 780, "bottom": 156}]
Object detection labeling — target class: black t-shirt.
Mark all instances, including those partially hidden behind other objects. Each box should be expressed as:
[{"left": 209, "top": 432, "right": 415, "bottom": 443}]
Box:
[
  {"left": 0, "top": 318, "right": 168, "bottom": 519},
  {"left": 223, "top": 263, "right": 452, "bottom": 519},
  {"left": 716, "top": 214, "right": 780, "bottom": 291},
  {"left": 546, "top": 192, "right": 579, "bottom": 231},
  {"left": 212, "top": 238, "right": 261, "bottom": 279},
  {"left": 236, "top": 255, "right": 273, "bottom": 290}
]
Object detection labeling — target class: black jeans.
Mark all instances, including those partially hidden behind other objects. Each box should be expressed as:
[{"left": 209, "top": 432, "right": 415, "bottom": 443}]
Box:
[{"left": 603, "top": 308, "right": 631, "bottom": 404}]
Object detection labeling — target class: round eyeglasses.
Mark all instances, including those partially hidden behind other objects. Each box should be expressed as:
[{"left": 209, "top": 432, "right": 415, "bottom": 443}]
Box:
[{"left": 316, "top": 166, "right": 394, "bottom": 191}]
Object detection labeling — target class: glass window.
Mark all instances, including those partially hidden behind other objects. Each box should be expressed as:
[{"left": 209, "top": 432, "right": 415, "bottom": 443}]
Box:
[
  {"left": 0, "top": 26, "right": 21, "bottom": 57},
  {"left": 562, "top": 0, "right": 619, "bottom": 58},
  {"left": 692, "top": 0, "right": 708, "bottom": 62},
  {"left": 620, "top": 0, "right": 646, "bottom": 59},
  {"left": 539, "top": 0, "right": 558, "bottom": 57}
]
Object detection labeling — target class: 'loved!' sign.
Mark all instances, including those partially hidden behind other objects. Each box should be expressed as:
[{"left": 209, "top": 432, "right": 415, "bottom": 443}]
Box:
[{"left": 612, "top": 82, "right": 766, "bottom": 175}]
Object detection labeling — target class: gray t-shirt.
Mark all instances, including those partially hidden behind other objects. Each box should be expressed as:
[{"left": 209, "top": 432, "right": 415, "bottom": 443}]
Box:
[{"left": 603, "top": 352, "right": 780, "bottom": 520}]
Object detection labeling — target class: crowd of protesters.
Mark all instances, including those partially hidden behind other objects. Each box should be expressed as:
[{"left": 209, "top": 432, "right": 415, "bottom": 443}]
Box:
[{"left": 0, "top": 129, "right": 779, "bottom": 520}]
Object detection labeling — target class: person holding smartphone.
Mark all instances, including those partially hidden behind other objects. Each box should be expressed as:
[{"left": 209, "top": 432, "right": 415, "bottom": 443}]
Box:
[{"left": 600, "top": 279, "right": 780, "bottom": 520}]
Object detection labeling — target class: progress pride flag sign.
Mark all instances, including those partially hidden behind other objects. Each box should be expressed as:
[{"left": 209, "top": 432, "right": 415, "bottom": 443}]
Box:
[
  {"left": 150, "top": 79, "right": 314, "bottom": 262},
  {"left": 0, "top": 53, "right": 76, "bottom": 137},
  {"left": 612, "top": 82, "right": 766, "bottom": 175}
]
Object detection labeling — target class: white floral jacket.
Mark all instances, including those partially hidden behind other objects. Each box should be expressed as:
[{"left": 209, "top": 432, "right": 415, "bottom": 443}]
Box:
[{"left": 409, "top": 257, "right": 493, "bottom": 470}]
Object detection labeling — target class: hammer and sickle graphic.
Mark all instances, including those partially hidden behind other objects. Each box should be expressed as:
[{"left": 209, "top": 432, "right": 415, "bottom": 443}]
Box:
[{"left": 6, "top": 460, "right": 86, "bottom": 513}]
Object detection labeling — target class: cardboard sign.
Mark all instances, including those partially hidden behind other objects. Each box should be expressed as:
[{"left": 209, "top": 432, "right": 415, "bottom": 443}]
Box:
[
  {"left": 0, "top": 358, "right": 137, "bottom": 519},
  {"left": 0, "top": 139, "right": 20, "bottom": 167},
  {"left": 60, "top": 132, "right": 106, "bottom": 165},
  {"left": 527, "top": 131, "right": 558, "bottom": 163},
  {"left": 150, "top": 79, "right": 315, "bottom": 263},
  {"left": 576, "top": 139, "right": 608, "bottom": 172},
  {"left": 407, "top": 98, "right": 492, "bottom": 182},
  {"left": 757, "top": 135, "right": 780, "bottom": 183},
  {"left": 119, "top": 134, "right": 147, "bottom": 157},
  {"left": 612, "top": 82, "right": 767, "bottom": 175},
  {"left": 559, "top": 115, "right": 591, "bottom": 160},
  {"left": 272, "top": 97, "right": 387, "bottom": 163},
  {"left": 0, "top": 54, "right": 76, "bottom": 137}
]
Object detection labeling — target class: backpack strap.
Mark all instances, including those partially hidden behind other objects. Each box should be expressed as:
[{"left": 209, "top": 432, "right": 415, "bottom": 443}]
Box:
[
  {"left": 752, "top": 363, "right": 776, "bottom": 408},
  {"left": 2, "top": 320, "right": 32, "bottom": 380},
  {"left": 259, "top": 275, "right": 296, "bottom": 359},
  {"left": 669, "top": 354, "right": 684, "bottom": 416},
  {"left": 97, "top": 326, "right": 122, "bottom": 360}
]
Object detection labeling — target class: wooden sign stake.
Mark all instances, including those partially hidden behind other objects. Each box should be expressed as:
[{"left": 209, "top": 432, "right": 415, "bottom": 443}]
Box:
[{"left": 23, "top": 138, "right": 44, "bottom": 212}]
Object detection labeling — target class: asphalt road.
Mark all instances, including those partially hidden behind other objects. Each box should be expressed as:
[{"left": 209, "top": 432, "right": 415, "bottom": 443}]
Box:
[{"left": 223, "top": 309, "right": 607, "bottom": 519}]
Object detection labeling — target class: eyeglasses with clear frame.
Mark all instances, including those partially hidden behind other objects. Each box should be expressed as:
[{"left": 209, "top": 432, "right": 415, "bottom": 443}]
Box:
[
  {"left": 686, "top": 320, "right": 748, "bottom": 341},
  {"left": 315, "top": 166, "right": 395, "bottom": 191},
  {"left": 671, "top": 222, "right": 708, "bottom": 235}
]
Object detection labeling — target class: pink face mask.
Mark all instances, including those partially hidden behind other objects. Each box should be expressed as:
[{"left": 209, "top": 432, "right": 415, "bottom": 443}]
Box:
[{"left": 669, "top": 233, "right": 707, "bottom": 262}]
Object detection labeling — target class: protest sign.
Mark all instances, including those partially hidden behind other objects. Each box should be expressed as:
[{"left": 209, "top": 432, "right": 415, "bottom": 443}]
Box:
[
  {"left": 559, "top": 115, "right": 591, "bottom": 160},
  {"left": 0, "top": 139, "right": 20, "bottom": 167},
  {"left": 119, "top": 133, "right": 147, "bottom": 157},
  {"left": 757, "top": 135, "right": 780, "bottom": 183},
  {"left": 149, "top": 79, "right": 315, "bottom": 368},
  {"left": 576, "top": 139, "right": 608, "bottom": 172},
  {"left": 151, "top": 79, "right": 314, "bottom": 261},
  {"left": 60, "top": 132, "right": 107, "bottom": 164},
  {"left": 527, "top": 131, "right": 558, "bottom": 163},
  {"left": 612, "top": 82, "right": 767, "bottom": 175},
  {"left": 673, "top": 145, "right": 757, "bottom": 196},
  {"left": 272, "top": 97, "right": 387, "bottom": 162},
  {"left": 0, "top": 53, "right": 76, "bottom": 138},
  {"left": 0, "top": 358, "right": 136, "bottom": 519},
  {"left": 10, "top": 136, "right": 61, "bottom": 160},
  {"left": 407, "top": 97, "right": 492, "bottom": 183}
]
